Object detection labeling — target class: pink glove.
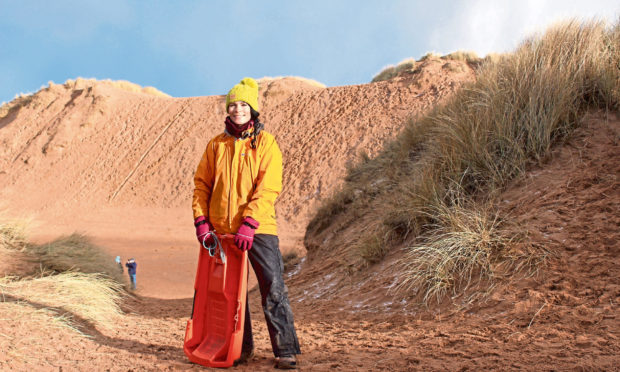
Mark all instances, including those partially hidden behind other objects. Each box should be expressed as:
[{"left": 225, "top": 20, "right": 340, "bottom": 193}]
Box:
[
  {"left": 194, "top": 216, "right": 214, "bottom": 247},
  {"left": 234, "top": 216, "right": 259, "bottom": 251}
]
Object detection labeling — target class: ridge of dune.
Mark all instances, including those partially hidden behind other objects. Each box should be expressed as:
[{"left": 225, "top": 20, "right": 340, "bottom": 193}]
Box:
[
  {"left": 0, "top": 57, "right": 475, "bottom": 298},
  {"left": 0, "top": 59, "right": 471, "bottom": 216}
]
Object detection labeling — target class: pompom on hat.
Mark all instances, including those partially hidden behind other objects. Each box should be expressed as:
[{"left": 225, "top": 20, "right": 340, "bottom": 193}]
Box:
[{"left": 226, "top": 77, "right": 259, "bottom": 111}]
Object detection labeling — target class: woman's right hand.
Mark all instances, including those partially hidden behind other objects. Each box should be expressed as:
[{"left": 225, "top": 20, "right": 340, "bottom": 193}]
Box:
[{"left": 194, "top": 216, "right": 214, "bottom": 246}]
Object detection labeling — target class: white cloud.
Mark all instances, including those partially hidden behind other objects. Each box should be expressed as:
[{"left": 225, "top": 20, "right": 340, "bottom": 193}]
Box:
[{"left": 429, "top": 0, "right": 619, "bottom": 56}]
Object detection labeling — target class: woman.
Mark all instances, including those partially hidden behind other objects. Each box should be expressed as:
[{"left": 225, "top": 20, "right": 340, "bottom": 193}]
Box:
[{"left": 192, "top": 77, "right": 301, "bottom": 369}]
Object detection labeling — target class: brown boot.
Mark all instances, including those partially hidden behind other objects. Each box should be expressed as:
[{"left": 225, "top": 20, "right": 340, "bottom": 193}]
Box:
[{"left": 276, "top": 355, "right": 298, "bottom": 369}]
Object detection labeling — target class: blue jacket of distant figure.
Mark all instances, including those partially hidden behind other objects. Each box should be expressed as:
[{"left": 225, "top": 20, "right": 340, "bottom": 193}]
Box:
[{"left": 126, "top": 261, "right": 137, "bottom": 275}]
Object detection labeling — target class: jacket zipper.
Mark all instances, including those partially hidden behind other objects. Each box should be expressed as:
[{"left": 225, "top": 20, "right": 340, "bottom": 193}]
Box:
[{"left": 228, "top": 138, "right": 237, "bottom": 230}]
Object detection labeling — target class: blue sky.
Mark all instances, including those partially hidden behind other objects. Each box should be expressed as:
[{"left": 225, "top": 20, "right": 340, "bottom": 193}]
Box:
[{"left": 1, "top": 1, "right": 618, "bottom": 104}]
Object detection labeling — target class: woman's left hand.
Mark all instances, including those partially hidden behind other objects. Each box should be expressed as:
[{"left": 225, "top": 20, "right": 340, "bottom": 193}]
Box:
[{"left": 234, "top": 216, "right": 260, "bottom": 251}]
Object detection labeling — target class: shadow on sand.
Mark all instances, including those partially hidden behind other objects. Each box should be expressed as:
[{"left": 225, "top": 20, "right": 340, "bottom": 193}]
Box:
[{"left": 2, "top": 293, "right": 192, "bottom": 366}]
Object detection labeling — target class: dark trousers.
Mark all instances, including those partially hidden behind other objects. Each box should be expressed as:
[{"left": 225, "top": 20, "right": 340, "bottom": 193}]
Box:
[{"left": 242, "top": 234, "right": 301, "bottom": 357}]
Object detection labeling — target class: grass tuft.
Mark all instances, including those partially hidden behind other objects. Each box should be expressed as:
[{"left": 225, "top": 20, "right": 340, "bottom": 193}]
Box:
[
  {"left": 358, "top": 232, "right": 390, "bottom": 264},
  {"left": 257, "top": 76, "right": 326, "bottom": 89},
  {"left": 372, "top": 58, "right": 417, "bottom": 82},
  {"left": 0, "top": 272, "right": 124, "bottom": 330},
  {"left": 25, "top": 233, "right": 124, "bottom": 283},
  {"left": 442, "top": 50, "right": 481, "bottom": 64},
  {"left": 395, "top": 201, "right": 520, "bottom": 303},
  {"left": 0, "top": 215, "right": 29, "bottom": 251},
  {"left": 0, "top": 215, "right": 125, "bottom": 363},
  {"left": 0, "top": 93, "right": 36, "bottom": 119},
  {"left": 63, "top": 78, "right": 170, "bottom": 97},
  {"left": 419, "top": 52, "right": 441, "bottom": 61},
  {"left": 306, "top": 185, "right": 356, "bottom": 236}
]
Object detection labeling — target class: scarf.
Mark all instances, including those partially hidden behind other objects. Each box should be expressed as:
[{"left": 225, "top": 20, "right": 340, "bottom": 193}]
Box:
[{"left": 225, "top": 117, "right": 254, "bottom": 139}]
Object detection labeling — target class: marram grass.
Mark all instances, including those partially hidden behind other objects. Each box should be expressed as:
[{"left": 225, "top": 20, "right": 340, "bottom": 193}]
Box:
[
  {"left": 0, "top": 213, "right": 29, "bottom": 251},
  {"left": 0, "top": 272, "right": 124, "bottom": 331},
  {"left": 308, "top": 19, "right": 619, "bottom": 304},
  {"left": 27, "top": 233, "right": 124, "bottom": 283}
]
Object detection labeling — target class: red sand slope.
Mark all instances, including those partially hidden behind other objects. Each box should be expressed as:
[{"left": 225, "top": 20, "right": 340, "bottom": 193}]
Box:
[{"left": 1, "top": 62, "right": 617, "bottom": 370}]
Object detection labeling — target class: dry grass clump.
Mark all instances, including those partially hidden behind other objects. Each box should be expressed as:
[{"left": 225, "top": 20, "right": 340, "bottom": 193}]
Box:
[
  {"left": 0, "top": 217, "right": 125, "bottom": 362},
  {"left": 257, "top": 76, "right": 326, "bottom": 89},
  {"left": 372, "top": 58, "right": 417, "bottom": 82},
  {"left": 372, "top": 50, "right": 482, "bottom": 83},
  {"left": 442, "top": 50, "right": 481, "bottom": 63},
  {"left": 26, "top": 233, "right": 124, "bottom": 283},
  {"left": 309, "top": 19, "right": 619, "bottom": 304},
  {"left": 419, "top": 52, "right": 442, "bottom": 61},
  {"left": 395, "top": 202, "right": 518, "bottom": 303},
  {"left": 0, "top": 214, "right": 29, "bottom": 251},
  {"left": 63, "top": 78, "right": 170, "bottom": 97},
  {"left": 1, "top": 215, "right": 122, "bottom": 282},
  {"left": 0, "top": 272, "right": 124, "bottom": 330},
  {"left": 481, "top": 52, "right": 507, "bottom": 65},
  {"left": 0, "top": 93, "right": 36, "bottom": 119},
  {"left": 0, "top": 103, "right": 8, "bottom": 118},
  {"left": 1, "top": 217, "right": 125, "bottom": 329}
]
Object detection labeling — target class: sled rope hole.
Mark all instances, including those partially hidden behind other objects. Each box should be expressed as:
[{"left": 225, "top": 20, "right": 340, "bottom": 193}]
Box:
[{"left": 202, "top": 232, "right": 226, "bottom": 263}]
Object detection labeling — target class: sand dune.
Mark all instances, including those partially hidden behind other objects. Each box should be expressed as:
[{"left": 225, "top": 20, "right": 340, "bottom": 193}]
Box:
[
  {"left": 1, "top": 55, "right": 618, "bottom": 370},
  {"left": 0, "top": 57, "right": 474, "bottom": 298}
]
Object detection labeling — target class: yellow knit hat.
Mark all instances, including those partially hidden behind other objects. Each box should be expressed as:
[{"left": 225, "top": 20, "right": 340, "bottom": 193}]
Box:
[{"left": 226, "top": 77, "right": 259, "bottom": 111}]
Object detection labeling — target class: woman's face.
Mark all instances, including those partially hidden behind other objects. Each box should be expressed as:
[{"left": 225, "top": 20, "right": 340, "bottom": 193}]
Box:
[{"left": 228, "top": 101, "right": 252, "bottom": 125}]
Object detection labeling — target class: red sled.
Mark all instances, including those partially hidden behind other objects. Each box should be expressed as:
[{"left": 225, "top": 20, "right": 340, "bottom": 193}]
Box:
[{"left": 184, "top": 233, "right": 248, "bottom": 368}]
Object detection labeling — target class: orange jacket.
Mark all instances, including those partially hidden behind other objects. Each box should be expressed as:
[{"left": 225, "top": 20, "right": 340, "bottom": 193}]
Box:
[{"left": 192, "top": 130, "right": 282, "bottom": 235}]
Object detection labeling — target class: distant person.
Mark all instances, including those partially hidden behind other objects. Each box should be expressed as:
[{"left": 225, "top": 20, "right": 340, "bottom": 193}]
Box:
[
  {"left": 115, "top": 255, "right": 123, "bottom": 273},
  {"left": 125, "top": 258, "right": 137, "bottom": 290},
  {"left": 192, "top": 78, "right": 300, "bottom": 369}
]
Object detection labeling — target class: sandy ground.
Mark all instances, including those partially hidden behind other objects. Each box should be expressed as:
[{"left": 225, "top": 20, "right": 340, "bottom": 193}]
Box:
[{"left": 1, "top": 65, "right": 618, "bottom": 370}]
